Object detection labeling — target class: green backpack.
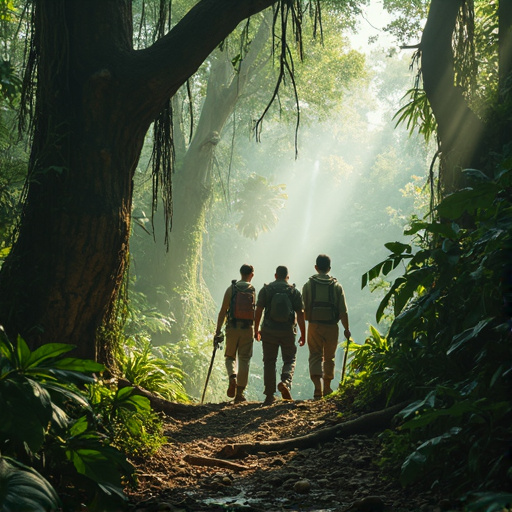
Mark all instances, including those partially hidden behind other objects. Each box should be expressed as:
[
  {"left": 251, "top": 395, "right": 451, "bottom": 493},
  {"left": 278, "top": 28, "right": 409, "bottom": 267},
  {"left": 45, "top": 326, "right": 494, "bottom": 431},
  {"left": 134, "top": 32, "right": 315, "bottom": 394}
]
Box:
[
  {"left": 309, "top": 277, "right": 338, "bottom": 324},
  {"left": 267, "top": 284, "right": 295, "bottom": 324}
]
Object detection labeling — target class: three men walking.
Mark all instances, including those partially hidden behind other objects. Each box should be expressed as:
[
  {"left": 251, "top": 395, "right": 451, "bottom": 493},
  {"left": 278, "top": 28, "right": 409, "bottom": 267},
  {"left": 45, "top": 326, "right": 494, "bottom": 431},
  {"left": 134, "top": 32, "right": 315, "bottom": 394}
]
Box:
[{"left": 214, "top": 255, "right": 350, "bottom": 404}]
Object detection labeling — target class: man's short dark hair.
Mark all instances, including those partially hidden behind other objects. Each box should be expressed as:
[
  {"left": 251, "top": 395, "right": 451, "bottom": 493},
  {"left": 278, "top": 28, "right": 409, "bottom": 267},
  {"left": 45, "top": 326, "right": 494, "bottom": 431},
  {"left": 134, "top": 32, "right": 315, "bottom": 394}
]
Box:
[
  {"left": 240, "top": 264, "right": 254, "bottom": 276},
  {"left": 316, "top": 254, "right": 331, "bottom": 272},
  {"left": 275, "top": 265, "right": 288, "bottom": 279}
]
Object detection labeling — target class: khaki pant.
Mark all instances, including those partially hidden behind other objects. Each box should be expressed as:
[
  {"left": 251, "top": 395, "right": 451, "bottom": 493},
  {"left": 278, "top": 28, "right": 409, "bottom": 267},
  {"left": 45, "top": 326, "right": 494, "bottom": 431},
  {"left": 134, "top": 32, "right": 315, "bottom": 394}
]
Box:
[
  {"left": 307, "top": 322, "right": 339, "bottom": 380},
  {"left": 261, "top": 329, "right": 297, "bottom": 396},
  {"left": 224, "top": 324, "right": 254, "bottom": 388}
]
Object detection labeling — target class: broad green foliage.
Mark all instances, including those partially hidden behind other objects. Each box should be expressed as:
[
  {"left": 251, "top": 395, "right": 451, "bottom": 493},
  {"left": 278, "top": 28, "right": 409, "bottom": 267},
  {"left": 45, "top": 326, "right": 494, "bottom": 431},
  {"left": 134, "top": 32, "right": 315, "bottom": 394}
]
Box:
[
  {"left": 87, "top": 383, "right": 166, "bottom": 458},
  {"left": 0, "top": 331, "right": 139, "bottom": 510},
  {"left": 0, "top": 456, "right": 61, "bottom": 512},
  {"left": 358, "top": 162, "right": 512, "bottom": 492},
  {"left": 117, "top": 335, "right": 188, "bottom": 402}
]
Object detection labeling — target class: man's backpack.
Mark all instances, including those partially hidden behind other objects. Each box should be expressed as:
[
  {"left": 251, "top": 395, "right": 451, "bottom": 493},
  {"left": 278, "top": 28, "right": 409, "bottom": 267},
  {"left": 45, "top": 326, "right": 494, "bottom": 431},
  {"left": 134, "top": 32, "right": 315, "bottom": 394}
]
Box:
[
  {"left": 267, "top": 284, "right": 295, "bottom": 324},
  {"left": 230, "top": 280, "right": 255, "bottom": 322},
  {"left": 309, "top": 277, "right": 338, "bottom": 324}
]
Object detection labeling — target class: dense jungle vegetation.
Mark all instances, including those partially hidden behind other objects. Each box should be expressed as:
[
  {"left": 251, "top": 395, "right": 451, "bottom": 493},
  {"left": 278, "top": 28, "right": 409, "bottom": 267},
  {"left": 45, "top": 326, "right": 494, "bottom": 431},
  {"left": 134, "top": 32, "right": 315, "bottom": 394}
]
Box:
[{"left": 0, "top": 0, "right": 511, "bottom": 511}]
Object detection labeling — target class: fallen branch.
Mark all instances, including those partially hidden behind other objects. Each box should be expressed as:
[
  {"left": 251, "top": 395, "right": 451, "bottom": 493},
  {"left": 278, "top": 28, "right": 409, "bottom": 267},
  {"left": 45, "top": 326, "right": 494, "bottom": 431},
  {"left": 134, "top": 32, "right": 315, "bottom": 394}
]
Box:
[
  {"left": 183, "top": 454, "right": 252, "bottom": 471},
  {"left": 218, "top": 402, "right": 407, "bottom": 458},
  {"left": 118, "top": 378, "right": 199, "bottom": 415}
]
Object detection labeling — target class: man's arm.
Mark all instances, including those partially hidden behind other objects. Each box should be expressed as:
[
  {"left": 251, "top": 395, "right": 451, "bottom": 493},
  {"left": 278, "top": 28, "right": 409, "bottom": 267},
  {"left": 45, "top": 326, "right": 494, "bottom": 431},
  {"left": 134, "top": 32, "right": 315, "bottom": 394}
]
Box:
[
  {"left": 254, "top": 305, "right": 264, "bottom": 341},
  {"left": 301, "top": 281, "right": 310, "bottom": 322},
  {"left": 215, "top": 287, "right": 231, "bottom": 335},
  {"left": 340, "top": 311, "right": 351, "bottom": 339},
  {"left": 296, "top": 309, "right": 306, "bottom": 346}
]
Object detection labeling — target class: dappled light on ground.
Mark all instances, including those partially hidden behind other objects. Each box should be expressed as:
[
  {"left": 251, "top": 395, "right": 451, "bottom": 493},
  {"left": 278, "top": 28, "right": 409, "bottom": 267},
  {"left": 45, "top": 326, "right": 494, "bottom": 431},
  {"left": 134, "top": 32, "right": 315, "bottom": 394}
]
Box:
[{"left": 128, "top": 398, "right": 455, "bottom": 511}]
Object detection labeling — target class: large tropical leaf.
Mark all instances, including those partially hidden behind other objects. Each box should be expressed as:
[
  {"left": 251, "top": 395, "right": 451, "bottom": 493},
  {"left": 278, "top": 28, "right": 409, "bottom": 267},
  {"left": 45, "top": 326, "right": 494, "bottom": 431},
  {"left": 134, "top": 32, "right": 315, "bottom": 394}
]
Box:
[{"left": 0, "top": 456, "right": 61, "bottom": 512}]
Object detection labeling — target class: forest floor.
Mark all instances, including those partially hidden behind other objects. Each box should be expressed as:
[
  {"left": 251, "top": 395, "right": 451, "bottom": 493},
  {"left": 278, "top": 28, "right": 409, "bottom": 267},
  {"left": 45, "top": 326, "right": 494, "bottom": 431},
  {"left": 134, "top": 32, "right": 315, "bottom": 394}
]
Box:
[{"left": 126, "top": 394, "right": 461, "bottom": 512}]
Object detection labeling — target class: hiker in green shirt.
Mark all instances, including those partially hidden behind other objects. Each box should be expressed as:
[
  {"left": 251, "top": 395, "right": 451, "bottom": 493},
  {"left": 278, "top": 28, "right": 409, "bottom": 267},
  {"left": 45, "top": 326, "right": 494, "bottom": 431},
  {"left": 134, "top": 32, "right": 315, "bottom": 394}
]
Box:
[
  {"left": 302, "top": 254, "right": 351, "bottom": 399},
  {"left": 254, "top": 265, "right": 306, "bottom": 405},
  {"left": 215, "top": 264, "right": 256, "bottom": 403}
]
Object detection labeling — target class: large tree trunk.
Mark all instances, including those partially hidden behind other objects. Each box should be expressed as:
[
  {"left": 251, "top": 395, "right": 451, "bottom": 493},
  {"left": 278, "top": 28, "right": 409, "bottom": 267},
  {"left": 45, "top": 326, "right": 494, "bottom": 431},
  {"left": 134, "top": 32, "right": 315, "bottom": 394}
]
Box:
[
  {"left": 0, "top": 0, "right": 276, "bottom": 361},
  {"left": 420, "top": 0, "right": 485, "bottom": 193}
]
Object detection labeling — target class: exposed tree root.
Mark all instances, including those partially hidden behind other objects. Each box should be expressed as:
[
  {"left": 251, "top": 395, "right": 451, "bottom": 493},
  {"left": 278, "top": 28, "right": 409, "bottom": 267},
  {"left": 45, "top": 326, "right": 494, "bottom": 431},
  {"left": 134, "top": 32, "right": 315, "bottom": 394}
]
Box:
[{"left": 217, "top": 402, "right": 407, "bottom": 458}]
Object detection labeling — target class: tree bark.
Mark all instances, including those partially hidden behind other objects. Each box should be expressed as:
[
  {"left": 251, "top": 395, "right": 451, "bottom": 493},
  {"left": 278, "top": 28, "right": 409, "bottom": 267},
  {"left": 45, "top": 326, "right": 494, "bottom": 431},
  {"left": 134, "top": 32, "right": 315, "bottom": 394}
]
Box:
[
  {"left": 0, "top": 0, "right": 277, "bottom": 360},
  {"left": 420, "top": 0, "right": 485, "bottom": 193}
]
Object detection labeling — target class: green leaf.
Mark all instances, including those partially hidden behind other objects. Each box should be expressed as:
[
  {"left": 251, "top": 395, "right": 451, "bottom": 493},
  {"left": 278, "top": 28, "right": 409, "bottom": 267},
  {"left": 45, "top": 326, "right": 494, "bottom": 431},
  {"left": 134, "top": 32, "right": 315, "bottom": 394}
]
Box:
[
  {"left": 384, "top": 241, "right": 412, "bottom": 254},
  {"left": 447, "top": 318, "right": 494, "bottom": 355},
  {"left": 66, "top": 443, "right": 133, "bottom": 490},
  {"left": 69, "top": 416, "right": 90, "bottom": 437},
  {"left": 400, "top": 428, "right": 461, "bottom": 486},
  {"left": 15, "top": 336, "right": 31, "bottom": 369},
  {"left": 113, "top": 387, "right": 151, "bottom": 414},
  {"left": 0, "top": 456, "right": 61, "bottom": 512},
  {"left": 0, "top": 379, "right": 52, "bottom": 452},
  {"left": 462, "top": 168, "right": 491, "bottom": 182},
  {"left": 400, "top": 450, "right": 427, "bottom": 486},
  {"left": 436, "top": 185, "right": 498, "bottom": 219},
  {"left": 51, "top": 357, "right": 104, "bottom": 373},
  {"left": 26, "top": 343, "right": 75, "bottom": 368},
  {"left": 465, "top": 492, "right": 512, "bottom": 512},
  {"left": 399, "top": 391, "right": 436, "bottom": 420}
]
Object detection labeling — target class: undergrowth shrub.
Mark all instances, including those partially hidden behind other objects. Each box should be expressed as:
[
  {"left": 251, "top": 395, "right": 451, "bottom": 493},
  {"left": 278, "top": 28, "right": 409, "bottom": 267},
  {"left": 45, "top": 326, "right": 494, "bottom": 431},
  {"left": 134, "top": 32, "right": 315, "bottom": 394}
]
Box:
[
  {"left": 0, "top": 329, "right": 169, "bottom": 510},
  {"left": 354, "top": 164, "right": 512, "bottom": 497}
]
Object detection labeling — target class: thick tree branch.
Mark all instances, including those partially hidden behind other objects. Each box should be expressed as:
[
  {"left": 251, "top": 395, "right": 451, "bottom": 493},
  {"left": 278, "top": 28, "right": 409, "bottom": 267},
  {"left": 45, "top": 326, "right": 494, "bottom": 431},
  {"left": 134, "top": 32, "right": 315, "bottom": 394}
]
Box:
[{"left": 133, "top": 0, "right": 278, "bottom": 118}]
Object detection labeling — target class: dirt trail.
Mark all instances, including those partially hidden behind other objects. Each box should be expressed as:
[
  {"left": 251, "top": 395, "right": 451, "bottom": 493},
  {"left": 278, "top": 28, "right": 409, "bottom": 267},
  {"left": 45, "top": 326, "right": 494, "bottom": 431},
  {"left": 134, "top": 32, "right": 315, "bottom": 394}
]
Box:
[{"left": 127, "top": 398, "right": 454, "bottom": 512}]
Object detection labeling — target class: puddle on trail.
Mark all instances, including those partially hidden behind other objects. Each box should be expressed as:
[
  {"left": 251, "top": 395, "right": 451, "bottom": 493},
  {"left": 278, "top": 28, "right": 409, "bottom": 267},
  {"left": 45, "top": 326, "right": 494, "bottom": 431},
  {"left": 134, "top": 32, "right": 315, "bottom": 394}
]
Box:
[{"left": 198, "top": 490, "right": 338, "bottom": 511}]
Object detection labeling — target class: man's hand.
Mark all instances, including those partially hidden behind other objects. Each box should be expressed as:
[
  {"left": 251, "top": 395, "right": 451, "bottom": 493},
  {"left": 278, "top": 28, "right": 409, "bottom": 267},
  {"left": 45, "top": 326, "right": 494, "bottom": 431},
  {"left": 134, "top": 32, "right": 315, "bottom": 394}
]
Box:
[
  {"left": 213, "top": 332, "right": 224, "bottom": 348},
  {"left": 298, "top": 335, "right": 305, "bottom": 347},
  {"left": 254, "top": 331, "right": 261, "bottom": 342},
  {"left": 344, "top": 328, "right": 351, "bottom": 339}
]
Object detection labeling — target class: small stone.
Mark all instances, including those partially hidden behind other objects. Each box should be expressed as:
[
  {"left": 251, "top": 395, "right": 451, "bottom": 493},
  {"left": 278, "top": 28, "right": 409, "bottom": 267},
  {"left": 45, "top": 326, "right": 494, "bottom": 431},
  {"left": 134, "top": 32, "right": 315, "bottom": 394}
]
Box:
[
  {"left": 349, "top": 496, "right": 386, "bottom": 512},
  {"left": 222, "top": 476, "right": 232, "bottom": 485},
  {"left": 293, "top": 479, "right": 311, "bottom": 494}
]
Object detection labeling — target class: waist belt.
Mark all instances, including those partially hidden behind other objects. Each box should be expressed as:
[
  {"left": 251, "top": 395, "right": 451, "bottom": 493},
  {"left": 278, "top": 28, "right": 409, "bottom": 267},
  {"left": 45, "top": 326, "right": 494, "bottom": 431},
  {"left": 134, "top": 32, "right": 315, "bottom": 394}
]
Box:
[{"left": 230, "top": 319, "right": 253, "bottom": 328}]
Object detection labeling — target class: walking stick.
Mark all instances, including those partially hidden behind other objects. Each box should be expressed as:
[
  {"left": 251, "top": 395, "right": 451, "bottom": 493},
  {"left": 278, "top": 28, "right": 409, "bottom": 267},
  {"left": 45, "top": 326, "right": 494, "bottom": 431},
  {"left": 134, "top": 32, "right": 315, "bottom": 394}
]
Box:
[
  {"left": 340, "top": 337, "right": 351, "bottom": 384},
  {"left": 201, "top": 332, "right": 224, "bottom": 404}
]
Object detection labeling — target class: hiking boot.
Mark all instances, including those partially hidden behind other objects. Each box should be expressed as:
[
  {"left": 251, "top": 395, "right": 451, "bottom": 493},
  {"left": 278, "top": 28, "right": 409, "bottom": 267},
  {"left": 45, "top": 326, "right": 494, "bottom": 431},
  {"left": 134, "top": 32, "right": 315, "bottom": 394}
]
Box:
[
  {"left": 323, "top": 378, "right": 333, "bottom": 396},
  {"left": 227, "top": 376, "right": 237, "bottom": 398},
  {"left": 278, "top": 381, "right": 292, "bottom": 400},
  {"left": 234, "top": 386, "right": 246, "bottom": 403},
  {"left": 263, "top": 394, "right": 275, "bottom": 406}
]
